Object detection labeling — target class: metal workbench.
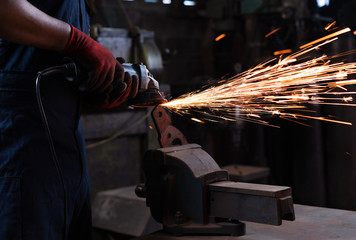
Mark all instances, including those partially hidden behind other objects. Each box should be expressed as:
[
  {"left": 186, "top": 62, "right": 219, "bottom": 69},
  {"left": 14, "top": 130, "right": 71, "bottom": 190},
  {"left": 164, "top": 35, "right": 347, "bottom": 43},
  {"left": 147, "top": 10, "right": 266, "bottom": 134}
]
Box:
[{"left": 134, "top": 204, "right": 356, "bottom": 240}]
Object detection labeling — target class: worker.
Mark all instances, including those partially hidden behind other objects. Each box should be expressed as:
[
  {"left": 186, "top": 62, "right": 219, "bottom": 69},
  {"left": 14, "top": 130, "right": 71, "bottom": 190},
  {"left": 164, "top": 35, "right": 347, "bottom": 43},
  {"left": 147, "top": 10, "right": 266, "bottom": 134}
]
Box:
[{"left": 0, "top": 0, "right": 135, "bottom": 239}]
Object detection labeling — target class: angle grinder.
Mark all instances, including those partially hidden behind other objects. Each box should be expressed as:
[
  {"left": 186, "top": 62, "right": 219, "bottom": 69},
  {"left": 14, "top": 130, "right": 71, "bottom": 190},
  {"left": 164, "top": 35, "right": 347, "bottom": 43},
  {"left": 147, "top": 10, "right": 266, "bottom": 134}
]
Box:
[{"left": 46, "top": 58, "right": 167, "bottom": 108}]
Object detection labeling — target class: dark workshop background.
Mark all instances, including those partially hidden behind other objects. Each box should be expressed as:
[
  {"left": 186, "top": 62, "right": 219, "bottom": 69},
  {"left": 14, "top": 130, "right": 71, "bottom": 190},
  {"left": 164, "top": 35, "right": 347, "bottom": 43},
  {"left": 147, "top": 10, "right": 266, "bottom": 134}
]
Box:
[{"left": 84, "top": 0, "right": 356, "bottom": 212}]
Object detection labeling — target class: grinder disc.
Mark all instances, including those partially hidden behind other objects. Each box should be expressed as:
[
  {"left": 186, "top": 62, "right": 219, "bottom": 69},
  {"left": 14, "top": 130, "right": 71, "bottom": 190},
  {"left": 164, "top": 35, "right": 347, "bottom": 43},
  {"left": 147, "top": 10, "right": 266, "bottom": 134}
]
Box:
[{"left": 128, "top": 89, "right": 167, "bottom": 107}]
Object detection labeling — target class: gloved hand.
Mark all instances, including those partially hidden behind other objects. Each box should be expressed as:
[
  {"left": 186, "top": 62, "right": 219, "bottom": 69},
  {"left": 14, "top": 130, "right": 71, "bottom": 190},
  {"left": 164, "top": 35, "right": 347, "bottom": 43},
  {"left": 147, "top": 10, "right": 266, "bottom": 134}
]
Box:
[
  {"left": 63, "top": 24, "right": 123, "bottom": 94},
  {"left": 116, "top": 57, "right": 139, "bottom": 100},
  {"left": 82, "top": 72, "right": 138, "bottom": 109},
  {"left": 100, "top": 72, "right": 138, "bottom": 108},
  {"left": 96, "top": 57, "right": 139, "bottom": 108},
  {"left": 64, "top": 25, "right": 138, "bottom": 108}
]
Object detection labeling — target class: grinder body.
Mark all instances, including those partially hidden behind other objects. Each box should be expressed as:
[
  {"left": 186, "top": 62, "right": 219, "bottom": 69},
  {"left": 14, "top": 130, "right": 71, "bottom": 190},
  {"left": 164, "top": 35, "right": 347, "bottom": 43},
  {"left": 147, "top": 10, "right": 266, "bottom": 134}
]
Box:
[
  {"left": 121, "top": 63, "right": 166, "bottom": 107},
  {"left": 121, "top": 63, "right": 159, "bottom": 94}
]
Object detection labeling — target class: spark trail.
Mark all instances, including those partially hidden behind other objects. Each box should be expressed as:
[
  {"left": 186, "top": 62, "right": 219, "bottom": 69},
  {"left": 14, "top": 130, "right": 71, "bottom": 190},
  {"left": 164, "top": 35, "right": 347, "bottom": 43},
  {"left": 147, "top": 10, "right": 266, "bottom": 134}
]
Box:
[{"left": 161, "top": 28, "right": 356, "bottom": 127}]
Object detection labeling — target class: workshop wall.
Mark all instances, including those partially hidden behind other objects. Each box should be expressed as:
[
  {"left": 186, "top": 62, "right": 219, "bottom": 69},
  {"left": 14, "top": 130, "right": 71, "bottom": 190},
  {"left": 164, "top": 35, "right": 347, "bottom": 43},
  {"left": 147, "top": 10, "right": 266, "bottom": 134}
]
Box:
[{"left": 90, "top": 0, "right": 208, "bottom": 85}]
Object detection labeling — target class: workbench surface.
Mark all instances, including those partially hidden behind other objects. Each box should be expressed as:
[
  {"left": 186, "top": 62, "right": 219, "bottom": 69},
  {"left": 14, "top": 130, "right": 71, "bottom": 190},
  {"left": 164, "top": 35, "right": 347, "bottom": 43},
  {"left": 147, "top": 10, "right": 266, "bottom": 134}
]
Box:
[{"left": 134, "top": 204, "right": 356, "bottom": 240}]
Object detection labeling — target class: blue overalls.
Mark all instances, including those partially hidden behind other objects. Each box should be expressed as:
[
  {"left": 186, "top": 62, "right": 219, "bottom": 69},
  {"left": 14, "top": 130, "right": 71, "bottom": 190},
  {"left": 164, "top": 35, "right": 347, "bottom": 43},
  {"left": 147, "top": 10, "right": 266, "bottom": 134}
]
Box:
[{"left": 0, "top": 1, "right": 91, "bottom": 239}]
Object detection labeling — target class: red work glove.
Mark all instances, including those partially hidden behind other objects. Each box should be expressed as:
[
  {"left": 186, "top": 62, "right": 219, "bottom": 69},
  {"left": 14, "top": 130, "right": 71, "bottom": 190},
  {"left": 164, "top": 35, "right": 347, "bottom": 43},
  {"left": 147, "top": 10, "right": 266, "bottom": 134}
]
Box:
[
  {"left": 82, "top": 72, "right": 138, "bottom": 109},
  {"left": 81, "top": 69, "right": 139, "bottom": 109},
  {"left": 95, "top": 57, "right": 139, "bottom": 108},
  {"left": 63, "top": 25, "right": 137, "bottom": 108},
  {"left": 99, "top": 72, "right": 133, "bottom": 108},
  {"left": 116, "top": 57, "right": 139, "bottom": 99},
  {"left": 63, "top": 24, "right": 124, "bottom": 94}
]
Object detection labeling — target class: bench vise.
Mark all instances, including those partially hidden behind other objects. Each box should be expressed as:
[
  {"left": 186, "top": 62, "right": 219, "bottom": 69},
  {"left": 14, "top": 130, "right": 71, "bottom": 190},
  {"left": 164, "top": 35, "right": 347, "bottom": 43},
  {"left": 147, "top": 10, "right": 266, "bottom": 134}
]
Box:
[{"left": 135, "top": 106, "right": 295, "bottom": 236}]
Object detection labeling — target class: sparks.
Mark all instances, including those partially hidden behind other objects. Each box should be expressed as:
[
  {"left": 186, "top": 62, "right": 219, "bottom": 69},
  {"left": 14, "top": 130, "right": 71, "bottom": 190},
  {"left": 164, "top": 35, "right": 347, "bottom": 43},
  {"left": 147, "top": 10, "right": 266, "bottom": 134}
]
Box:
[
  {"left": 325, "top": 21, "right": 336, "bottom": 31},
  {"left": 299, "top": 27, "right": 350, "bottom": 49},
  {"left": 265, "top": 28, "right": 281, "bottom": 38},
  {"left": 215, "top": 33, "right": 226, "bottom": 42},
  {"left": 191, "top": 118, "right": 205, "bottom": 123},
  {"left": 274, "top": 49, "right": 292, "bottom": 56},
  {"left": 161, "top": 29, "right": 356, "bottom": 126}
]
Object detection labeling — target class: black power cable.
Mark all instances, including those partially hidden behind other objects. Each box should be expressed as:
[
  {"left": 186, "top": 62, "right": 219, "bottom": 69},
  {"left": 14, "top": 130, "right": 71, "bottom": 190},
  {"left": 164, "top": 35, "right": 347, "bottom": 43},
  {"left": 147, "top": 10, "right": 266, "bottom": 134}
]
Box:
[{"left": 35, "top": 63, "right": 77, "bottom": 240}]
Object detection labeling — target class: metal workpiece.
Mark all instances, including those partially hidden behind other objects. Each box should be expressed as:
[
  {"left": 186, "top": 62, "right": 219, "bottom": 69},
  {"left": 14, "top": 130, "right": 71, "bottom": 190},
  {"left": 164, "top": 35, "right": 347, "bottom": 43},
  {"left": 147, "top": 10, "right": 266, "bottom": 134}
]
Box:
[
  {"left": 209, "top": 181, "right": 295, "bottom": 225},
  {"left": 151, "top": 106, "right": 188, "bottom": 147}
]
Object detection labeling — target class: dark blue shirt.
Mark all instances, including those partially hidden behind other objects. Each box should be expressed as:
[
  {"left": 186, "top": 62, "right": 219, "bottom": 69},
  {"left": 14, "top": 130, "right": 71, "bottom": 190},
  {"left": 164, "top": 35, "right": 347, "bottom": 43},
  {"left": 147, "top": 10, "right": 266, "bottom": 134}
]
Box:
[
  {"left": 0, "top": 2, "right": 91, "bottom": 239},
  {"left": 0, "top": 0, "right": 90, "bottom": 82}
]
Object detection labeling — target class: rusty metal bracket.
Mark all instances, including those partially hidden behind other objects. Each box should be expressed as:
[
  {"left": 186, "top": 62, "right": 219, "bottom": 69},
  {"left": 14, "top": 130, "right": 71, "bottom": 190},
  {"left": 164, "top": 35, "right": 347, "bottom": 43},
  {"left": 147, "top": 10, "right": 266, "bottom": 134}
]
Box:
[{"left": 151, "top": 106, "right": 188, "bottom": 148}]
